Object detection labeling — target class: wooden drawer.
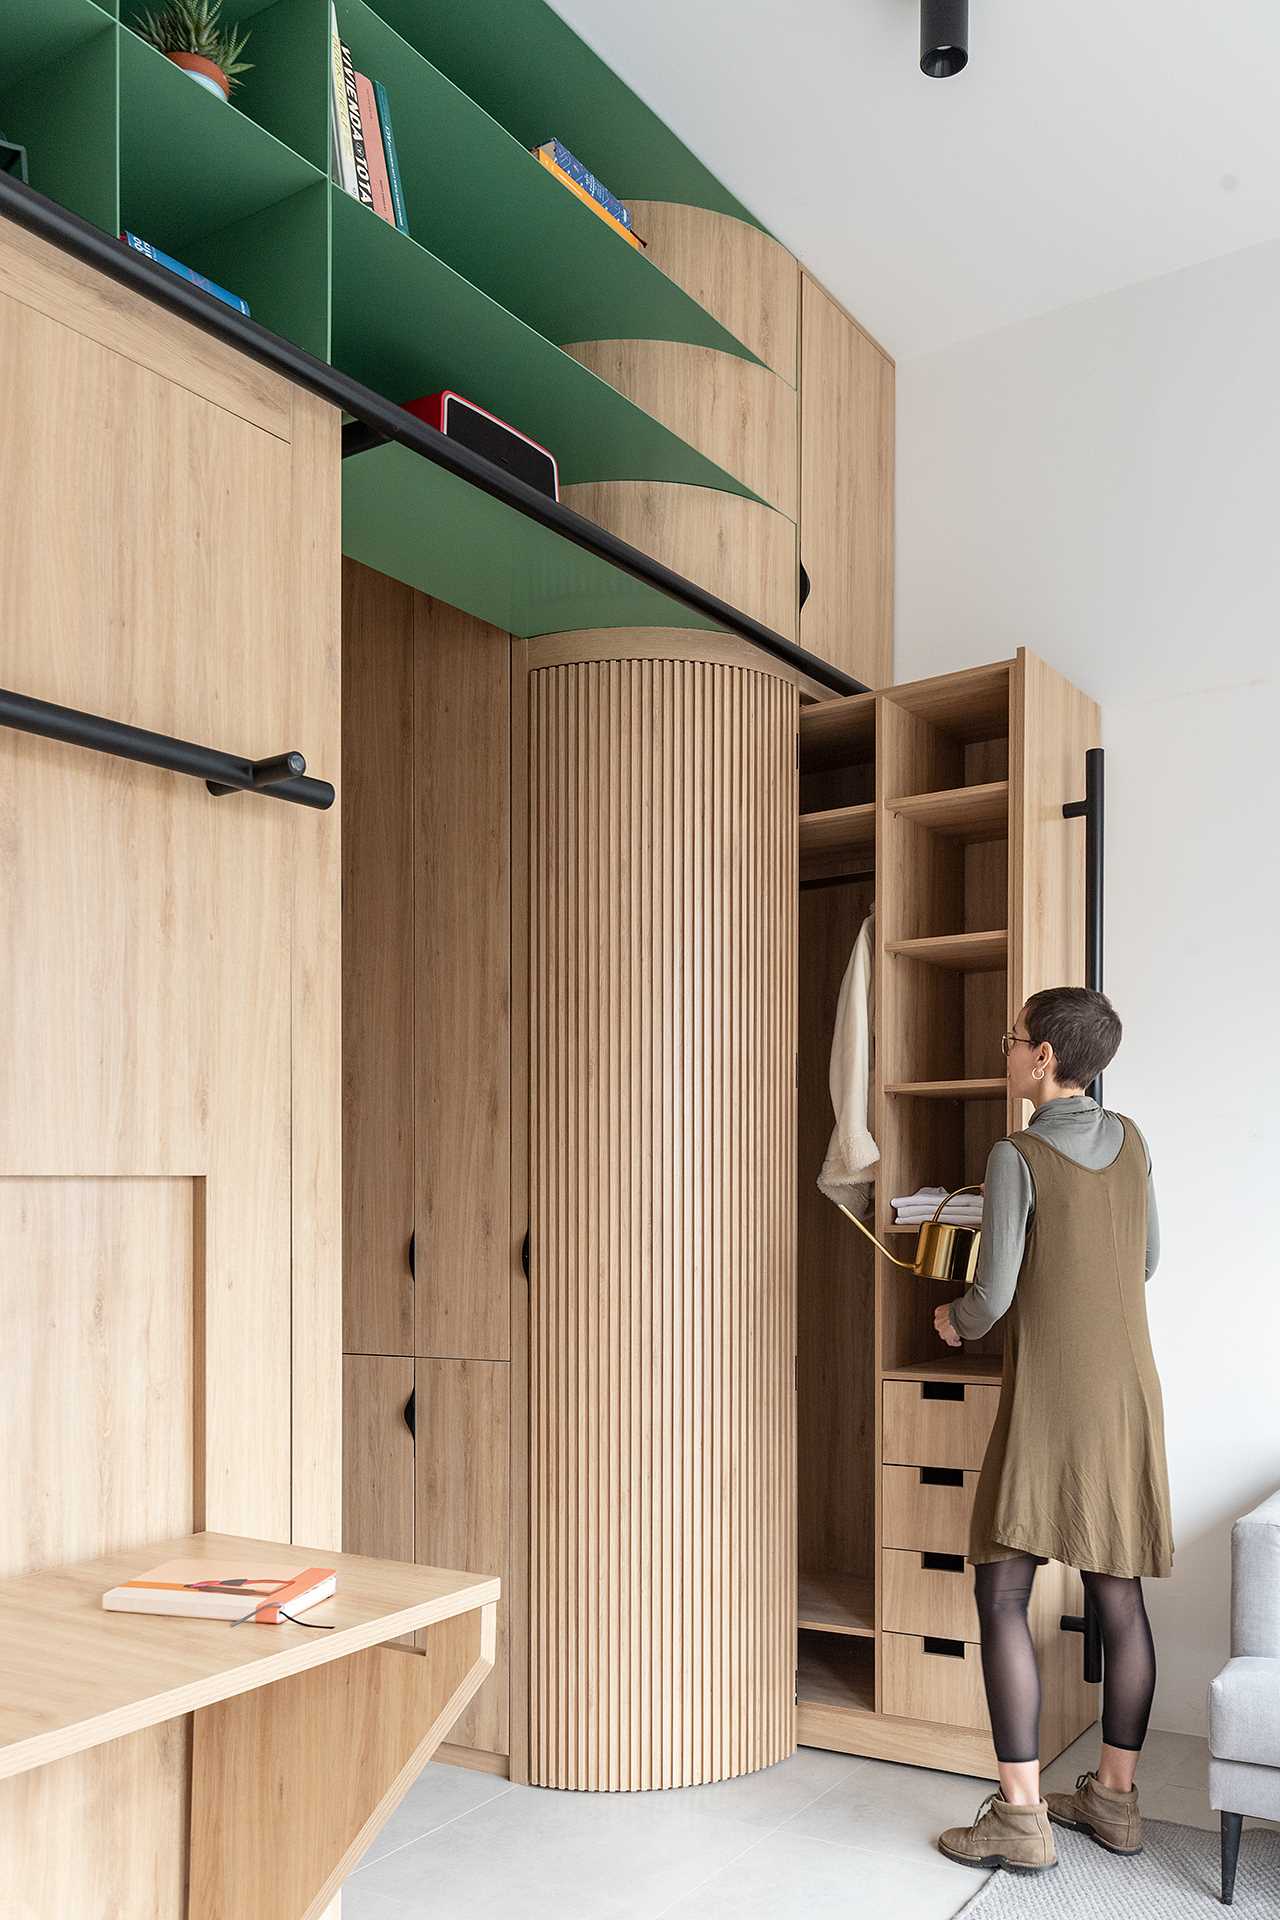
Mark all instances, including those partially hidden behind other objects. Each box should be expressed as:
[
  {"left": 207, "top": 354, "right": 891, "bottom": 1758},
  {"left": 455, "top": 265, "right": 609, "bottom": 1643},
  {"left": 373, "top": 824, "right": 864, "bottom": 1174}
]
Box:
[
  {"left": 882, "top": 1380, "right": 999, "bottom": 1469},
  {"left": 882, "top": 1547, "right": 979, "bottom": 1641},
  {"left": 882, "top": 1463, "right": 979, "bottom": 1554},
  {"left": 882, "top": 1630, "right": 991, "bottom": 1732}
]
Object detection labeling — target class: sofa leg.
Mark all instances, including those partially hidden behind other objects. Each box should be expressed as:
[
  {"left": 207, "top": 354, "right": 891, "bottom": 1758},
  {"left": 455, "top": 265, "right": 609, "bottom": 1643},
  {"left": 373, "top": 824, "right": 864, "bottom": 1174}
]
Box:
[{"left": 1220, "top": 1809, "right": 1243, "bottom": 1904}]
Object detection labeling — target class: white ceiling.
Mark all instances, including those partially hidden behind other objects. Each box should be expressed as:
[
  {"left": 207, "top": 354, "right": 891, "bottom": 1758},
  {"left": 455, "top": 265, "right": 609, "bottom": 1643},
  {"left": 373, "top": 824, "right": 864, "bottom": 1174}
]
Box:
[{"left": 550, "top": 0, "right": 1280, "bottom": 359}]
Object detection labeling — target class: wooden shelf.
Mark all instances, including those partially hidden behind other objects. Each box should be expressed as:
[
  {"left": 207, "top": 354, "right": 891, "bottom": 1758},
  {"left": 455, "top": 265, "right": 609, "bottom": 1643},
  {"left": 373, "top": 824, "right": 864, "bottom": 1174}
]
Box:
[
  {"left": 797, "top": 1631, "right": 875, "bottom": 1712},
  {"left": 0, "top": 1531, "right": 499, "bottom": 1783},
  {"left": 886, "top": 930, "right": 1008, "bottom": 973},
  {"left": 883, "top": 661, "right": 1010, "bottom": 742},
  {"left": 798, "top": 1571, "right": 875, "bottom": 1638},
  {"left": 799, "top": 692, "right": 877, "bottom": 772},
  {"left": 882, "top": 1354, "right": 1004, "bottom": 1384},
  {"left": 884, "top": 1078, "right": 1007, "bottom": 1101},
  {"left": 799, "top": 801, "right": 876, "bottom": 879},
  {"left": 887, "top": 780, "right": 1009, "bottom": 841}
]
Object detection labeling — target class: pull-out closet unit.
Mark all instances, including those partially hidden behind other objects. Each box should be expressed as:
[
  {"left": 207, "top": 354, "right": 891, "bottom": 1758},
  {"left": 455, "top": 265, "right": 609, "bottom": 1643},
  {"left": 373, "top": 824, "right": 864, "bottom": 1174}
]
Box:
[{"left": 797, "top": 652, "right": 1101, "bottom": 1773}]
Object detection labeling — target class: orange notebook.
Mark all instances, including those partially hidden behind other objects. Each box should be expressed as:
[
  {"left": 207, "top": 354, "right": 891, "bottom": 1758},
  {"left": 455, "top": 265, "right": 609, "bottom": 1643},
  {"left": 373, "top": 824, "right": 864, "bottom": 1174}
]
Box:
[{"left": 102, "top": 1559, "right": 336, "bottom": 1624}]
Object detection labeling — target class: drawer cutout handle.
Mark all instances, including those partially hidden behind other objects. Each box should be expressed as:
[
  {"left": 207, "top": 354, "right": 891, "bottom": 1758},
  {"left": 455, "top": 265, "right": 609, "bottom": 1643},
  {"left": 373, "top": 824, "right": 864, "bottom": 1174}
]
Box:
[
  {"left": 922, "top": 1381, "right": 966, "bottom": 1401},
  {"left": 923, "top": 1635, "right": 966, "bottom": 1658},
  {"left": 920, "top": 1466, "right": 965, "bottom": 1487},
  {"left": 922, "top": 1551, "right": 966, "bottom": 1574}
]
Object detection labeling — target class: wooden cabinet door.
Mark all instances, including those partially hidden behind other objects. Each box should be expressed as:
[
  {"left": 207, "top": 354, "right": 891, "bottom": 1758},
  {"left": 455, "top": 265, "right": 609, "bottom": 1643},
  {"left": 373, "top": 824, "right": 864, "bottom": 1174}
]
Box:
[
  {"left": 415, "top": 1359, "right": 510, "bottom": 1756},
  {"left": 799, "top": 274, "right": 894, "bottom": 690},
  {"left": 343, "top": 1357, "right": 416, "bottom": 1563},
  {"left": 0, "top": 222, "right": 339, "bottom": 1910}
]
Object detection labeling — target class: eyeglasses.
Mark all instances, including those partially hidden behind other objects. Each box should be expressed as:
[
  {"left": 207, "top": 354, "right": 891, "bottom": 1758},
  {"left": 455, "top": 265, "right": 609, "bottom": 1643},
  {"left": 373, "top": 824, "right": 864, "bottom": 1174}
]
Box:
[{"left": 1000, "top": 1031, "right": 1034, "bottom": 1056}]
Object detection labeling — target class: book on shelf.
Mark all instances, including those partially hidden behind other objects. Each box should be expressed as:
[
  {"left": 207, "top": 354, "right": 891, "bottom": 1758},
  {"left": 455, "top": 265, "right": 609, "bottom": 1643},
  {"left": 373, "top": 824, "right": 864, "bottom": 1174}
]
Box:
[
  {"left": 328, "top": 4, "right": 356, "bottom": 195},
  {"left": 102, "top": 1558, "right": 336, "bottom": 1625},
  {"left": 535, "top": 138, "right": 632, "bottom": 229},
  {"left": 354, "top": 72, "right": 395, "bottom": 226},
  {"left": 373, "top": 80, "right": 410, "bottom": 234},
  {"left": 533, "top": 147, "right": 644, "bottom": 249},
  {"left": 340, "top": 39, "right": 376, "bottom": 212},
  {"left": 119, "top": 233, "right": 250, "bottom": 315}
]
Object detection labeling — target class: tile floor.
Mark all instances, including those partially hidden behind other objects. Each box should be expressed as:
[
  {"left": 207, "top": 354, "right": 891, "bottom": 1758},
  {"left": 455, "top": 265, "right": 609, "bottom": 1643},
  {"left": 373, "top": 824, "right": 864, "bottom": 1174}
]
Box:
[{"left": 344, "top": 1727, "right": 1275, "bottom": 1919}]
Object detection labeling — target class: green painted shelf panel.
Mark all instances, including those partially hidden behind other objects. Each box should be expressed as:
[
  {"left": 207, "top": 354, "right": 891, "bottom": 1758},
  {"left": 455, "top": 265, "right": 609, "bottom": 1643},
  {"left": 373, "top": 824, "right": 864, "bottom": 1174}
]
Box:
[
  {"left": 189, "top": 181, "right": 330, "bottom": 361},
  {"left": 372, "top": 0, "right": 766, "bottom": 232},
  {"left": 215, "top": 0, "right": 332, "bottom": 175},
  {"left": 343, "top": 441, "right": 722, "bottom": 639},
  {"left": 335, "top": 0, "right": 762, "bottom": 362},
  {"left": 330, "top": 187, "right": 765, "bottom": 502},
  {"left": 118, "top": 25, "right": 322, "bottom": 251},
  {"left": 0, "top": 21, "right": 118, "bottom": 236},
  {"left": 0, "top": 0, "right": 114, "bottom": 82}
]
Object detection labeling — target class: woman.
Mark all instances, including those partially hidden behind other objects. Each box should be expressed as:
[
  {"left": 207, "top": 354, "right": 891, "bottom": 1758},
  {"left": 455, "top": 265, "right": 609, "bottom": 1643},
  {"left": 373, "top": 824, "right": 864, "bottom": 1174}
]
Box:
[{"left": 934, "top": 987, "right": 1174, "bottom": 1876}]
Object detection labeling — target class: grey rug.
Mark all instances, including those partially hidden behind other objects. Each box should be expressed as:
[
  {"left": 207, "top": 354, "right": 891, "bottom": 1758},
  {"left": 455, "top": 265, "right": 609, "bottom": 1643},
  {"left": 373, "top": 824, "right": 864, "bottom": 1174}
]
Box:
[{"left": 954, "top": 1818, "right": 1280, "bottom": 1916}]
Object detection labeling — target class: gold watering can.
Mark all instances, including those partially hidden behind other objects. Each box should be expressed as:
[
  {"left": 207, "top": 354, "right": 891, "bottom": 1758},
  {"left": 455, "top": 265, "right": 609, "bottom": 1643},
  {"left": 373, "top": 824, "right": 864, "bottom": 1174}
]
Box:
[{"left": 836, "top": 1184, "right": 983, "bottom": 1286}]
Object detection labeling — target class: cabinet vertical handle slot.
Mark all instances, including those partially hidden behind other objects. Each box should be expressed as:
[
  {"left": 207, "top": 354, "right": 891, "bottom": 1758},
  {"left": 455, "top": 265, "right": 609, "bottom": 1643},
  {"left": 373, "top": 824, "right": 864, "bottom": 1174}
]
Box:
[{"left": 403, "top": 1388, "right": 416, "bottom": 1439}]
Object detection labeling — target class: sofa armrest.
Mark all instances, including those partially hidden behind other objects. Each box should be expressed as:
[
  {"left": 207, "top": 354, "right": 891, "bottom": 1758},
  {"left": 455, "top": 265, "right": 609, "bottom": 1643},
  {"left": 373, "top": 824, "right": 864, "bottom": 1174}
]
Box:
[{"left": 1232, "top": 1490, "right": 1280, "bottom": 1658}]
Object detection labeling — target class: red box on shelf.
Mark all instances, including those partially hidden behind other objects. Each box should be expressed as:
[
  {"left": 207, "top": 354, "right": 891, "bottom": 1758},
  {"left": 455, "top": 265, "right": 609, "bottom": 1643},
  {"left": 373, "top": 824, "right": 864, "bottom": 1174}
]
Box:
[{"left": 404, "top": 390, "right": 559, "bottom": 501}]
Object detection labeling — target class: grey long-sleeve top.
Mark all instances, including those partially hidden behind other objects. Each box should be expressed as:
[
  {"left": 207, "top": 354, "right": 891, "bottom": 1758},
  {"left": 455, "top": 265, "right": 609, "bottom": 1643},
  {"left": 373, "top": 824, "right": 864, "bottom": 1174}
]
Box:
[{"left": 947, "top": 1094, "right": 1160, "bottom": 1342}]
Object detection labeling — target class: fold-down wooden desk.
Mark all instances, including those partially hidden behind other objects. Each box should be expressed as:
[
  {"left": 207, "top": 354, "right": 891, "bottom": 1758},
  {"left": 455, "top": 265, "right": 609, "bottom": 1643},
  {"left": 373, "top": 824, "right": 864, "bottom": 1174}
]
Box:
[{"left": 0, "top": 1531, "right": 499, "bottom": 1919}]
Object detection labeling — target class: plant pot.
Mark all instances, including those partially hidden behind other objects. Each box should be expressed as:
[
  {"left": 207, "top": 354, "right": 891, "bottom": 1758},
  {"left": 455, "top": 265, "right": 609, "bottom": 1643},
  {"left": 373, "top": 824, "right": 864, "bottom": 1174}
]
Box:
[{"left": 165, "top": 51, "right": 229, "bottom": 100}]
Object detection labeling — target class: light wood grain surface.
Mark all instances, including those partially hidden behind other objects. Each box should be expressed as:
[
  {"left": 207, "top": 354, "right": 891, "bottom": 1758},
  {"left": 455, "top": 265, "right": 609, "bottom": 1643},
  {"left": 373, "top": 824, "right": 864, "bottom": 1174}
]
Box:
[
  {"left": 0, "top": 1531, "right": 499, "bottom": 1782},
  {"left": 626, "top": 201, "right": 800, "bottom": 384},
  {"left": 528, "top": 657, "right": 798, "bottom": 1788},
  {"left": 798, "top": 274, "right": 894, "bottom": 689}
]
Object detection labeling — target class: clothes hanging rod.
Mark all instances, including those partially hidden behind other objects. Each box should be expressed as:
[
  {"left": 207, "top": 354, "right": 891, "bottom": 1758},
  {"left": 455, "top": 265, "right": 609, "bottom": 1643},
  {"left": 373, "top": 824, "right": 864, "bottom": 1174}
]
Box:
[
  {"left": 799, "top": 869, "right": 874, "bottom": 891},
  {"left": 0, "top": 173, "right": 868, "bottom": 703},
  {"left": 0, "top": 686, "right": 335, "bottom": 810}
]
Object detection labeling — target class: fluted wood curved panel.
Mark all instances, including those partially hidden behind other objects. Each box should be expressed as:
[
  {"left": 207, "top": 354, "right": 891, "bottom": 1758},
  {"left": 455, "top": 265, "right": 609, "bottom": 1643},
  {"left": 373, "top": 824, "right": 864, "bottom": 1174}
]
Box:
[
  {"left": 627, "top": 203, "right": 800, "bottom": 384},
  {"left": 557, "top": 482, "right": 798, "bottom": 642},
  {"left": 528, "top": 658, "right": 798, "bottom": 1790},
  {"left": 562, "top": 340, "right": 798, "bottom": 519}
]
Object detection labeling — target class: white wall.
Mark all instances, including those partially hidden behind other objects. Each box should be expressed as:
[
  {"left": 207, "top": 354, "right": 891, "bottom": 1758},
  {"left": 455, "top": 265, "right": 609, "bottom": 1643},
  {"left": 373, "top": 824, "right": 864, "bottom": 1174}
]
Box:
[{"left": 896, "top": 237, "right": 1280, "bottom": 1736}]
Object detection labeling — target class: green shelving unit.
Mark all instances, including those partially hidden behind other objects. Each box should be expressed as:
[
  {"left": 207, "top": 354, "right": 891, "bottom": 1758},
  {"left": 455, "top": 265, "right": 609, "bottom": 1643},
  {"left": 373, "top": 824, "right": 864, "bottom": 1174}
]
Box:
[
  {"left": 1, "top": 0, "right": 792, "bottom": 637},
  {"left": 343, "top": 441, "right": 725, "bottom": 638},
  {"left": 372, "top": 0, "right": 768, "bottom": 231}
]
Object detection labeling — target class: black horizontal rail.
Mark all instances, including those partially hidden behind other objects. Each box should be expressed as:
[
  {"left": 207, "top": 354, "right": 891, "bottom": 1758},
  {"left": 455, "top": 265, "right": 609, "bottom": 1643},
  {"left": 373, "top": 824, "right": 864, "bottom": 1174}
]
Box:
[
  {"left": 0, "top": 686, "right": 334, "bottom": 810},
  {"left": 0, "top": 171, "right": 868, "bottom": 700}
]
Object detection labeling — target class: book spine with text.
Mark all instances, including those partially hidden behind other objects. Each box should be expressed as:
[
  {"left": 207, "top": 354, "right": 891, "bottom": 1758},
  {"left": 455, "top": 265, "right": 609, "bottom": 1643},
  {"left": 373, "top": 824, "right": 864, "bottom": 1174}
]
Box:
[
  {"left": 329, "top": 4, "right": 356, "bottom": 193},
  {"left": 543, "top": 138, "right": 632, "bottom": 228},
  {"left": 355, "top": 72, "right": 395, "bottom": 225},
  {"left": 120, "top": 233, "right": 250, "bottom": 314},
  {"left": 341, "top": 40, "right": 376, "bottom": 209},
  {"left": 374, "top": 80, "right": 410, "bottom": 234},
  {"left": 534, "top": 149, "right": 641, "bottom": 248}
]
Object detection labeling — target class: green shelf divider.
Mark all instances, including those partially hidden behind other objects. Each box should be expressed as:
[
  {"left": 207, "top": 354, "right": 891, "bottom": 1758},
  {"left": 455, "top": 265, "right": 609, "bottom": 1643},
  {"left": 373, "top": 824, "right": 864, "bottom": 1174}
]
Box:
[
  {"left": 330, "top": 186, "right": 767, "bottom": 502},
  {"left": 371, "top": 0, "right": 766, "bottom": 232},
  {"left": 191, "top": 180, "right": 330, "bottom": 360},
  {"left": 213, "top": 0, "right": 331, "bottom": 175},
  {"left": 0, "top": 6, "right": 118, "bottom": 236},
  {"left": 118, "top": 25, "right": 322, "bottom": 252},
  {"left": 335, "top": 0, "right": 762, "bottom": 363},
  {"left": 343, "top": 441, "right": 723, "bottom": 639}
]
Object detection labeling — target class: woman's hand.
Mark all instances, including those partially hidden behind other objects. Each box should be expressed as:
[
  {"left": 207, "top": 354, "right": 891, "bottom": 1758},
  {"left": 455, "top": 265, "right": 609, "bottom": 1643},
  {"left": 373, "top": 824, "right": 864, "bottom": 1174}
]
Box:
[{"left": 934, "top": 1301, "right": 962, "bottom": 1347}]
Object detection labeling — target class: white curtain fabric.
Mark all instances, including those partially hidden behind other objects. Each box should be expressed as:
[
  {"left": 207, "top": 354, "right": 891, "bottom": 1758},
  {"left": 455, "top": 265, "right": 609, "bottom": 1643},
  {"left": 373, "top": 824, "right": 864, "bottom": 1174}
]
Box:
[{"left": 817, "top": 908, "right": 879, "bottom": 1216}]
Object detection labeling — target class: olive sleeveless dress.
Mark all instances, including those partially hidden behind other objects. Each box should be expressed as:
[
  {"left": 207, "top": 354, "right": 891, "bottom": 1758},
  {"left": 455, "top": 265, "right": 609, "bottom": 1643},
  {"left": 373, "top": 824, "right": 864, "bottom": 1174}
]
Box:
[{"left": 967, "top": 1115, "right": 1174, "bottom": 1578}]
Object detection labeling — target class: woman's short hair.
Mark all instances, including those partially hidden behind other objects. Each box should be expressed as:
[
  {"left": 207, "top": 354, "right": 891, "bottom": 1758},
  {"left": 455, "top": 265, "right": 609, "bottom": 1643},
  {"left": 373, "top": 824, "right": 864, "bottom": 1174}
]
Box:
[{"left": 1023, "top": 987, "right": 1122, "bottom": 1090}]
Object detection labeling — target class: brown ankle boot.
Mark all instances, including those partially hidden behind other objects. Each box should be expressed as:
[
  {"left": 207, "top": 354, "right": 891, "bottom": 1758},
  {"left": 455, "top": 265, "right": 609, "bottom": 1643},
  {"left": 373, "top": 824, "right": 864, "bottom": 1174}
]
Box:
[
  {"left": 1045, "top": 1769, "right": 1144, "bottom": 1854},
  {"left": 937, "top": 1790, "right": 1058, "bottom": 1872}
]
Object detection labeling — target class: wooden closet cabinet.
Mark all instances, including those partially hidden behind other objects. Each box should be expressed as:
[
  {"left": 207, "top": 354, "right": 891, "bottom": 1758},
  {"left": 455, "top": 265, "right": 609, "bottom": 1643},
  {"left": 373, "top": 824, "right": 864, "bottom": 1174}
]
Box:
[
  {"left": 798, "top": 274, "right": 894, "bottom": 693},
  {"left": 797, "top": 648, "right": 1102, "bottom": 1775},
  {"left": 342, "top": 561, "right": 514, "bottom": 1764}
]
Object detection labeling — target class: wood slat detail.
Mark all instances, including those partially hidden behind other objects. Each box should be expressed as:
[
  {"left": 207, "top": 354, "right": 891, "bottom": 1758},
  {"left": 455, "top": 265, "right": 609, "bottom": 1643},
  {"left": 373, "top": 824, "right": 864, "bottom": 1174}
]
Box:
[{"left": 528, "top": 658, "right": 798, "bottom": 1788}]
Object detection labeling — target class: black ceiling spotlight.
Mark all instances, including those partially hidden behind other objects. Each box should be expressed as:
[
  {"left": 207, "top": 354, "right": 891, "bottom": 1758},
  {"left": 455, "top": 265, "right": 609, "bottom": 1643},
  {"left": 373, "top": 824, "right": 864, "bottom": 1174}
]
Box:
[{"left": 921, "top": 0, "right": 969, "bottom": 77}]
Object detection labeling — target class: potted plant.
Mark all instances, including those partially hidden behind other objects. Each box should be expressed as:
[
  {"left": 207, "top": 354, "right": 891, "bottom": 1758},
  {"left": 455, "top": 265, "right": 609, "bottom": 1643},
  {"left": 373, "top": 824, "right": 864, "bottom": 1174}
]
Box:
[{"left": 131, "top": 1, "right": 252, "bottom": 102}]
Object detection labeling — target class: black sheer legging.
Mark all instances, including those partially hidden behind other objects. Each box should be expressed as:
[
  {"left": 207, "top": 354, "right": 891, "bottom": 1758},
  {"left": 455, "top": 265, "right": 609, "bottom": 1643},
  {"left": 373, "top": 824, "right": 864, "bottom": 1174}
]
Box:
[{"left": 974, "top": 1555, "right": 1157, "bottom": 1762}]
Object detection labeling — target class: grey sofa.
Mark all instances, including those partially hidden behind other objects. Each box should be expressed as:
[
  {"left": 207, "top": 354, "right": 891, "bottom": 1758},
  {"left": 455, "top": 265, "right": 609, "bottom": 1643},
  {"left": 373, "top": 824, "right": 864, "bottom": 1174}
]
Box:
[{"left": 1209, "top": 1488, "right": 1280, "bottom": 1903}]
